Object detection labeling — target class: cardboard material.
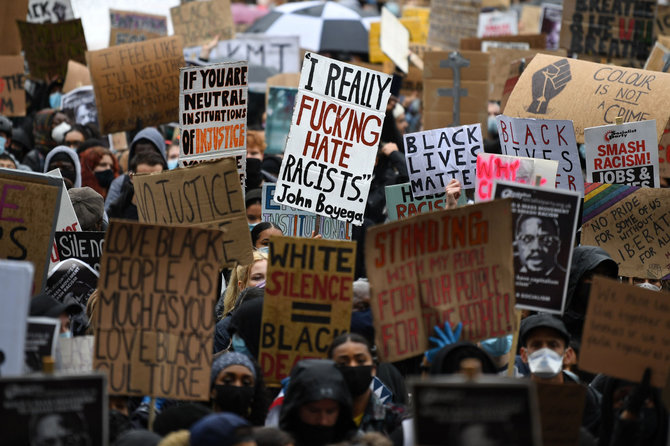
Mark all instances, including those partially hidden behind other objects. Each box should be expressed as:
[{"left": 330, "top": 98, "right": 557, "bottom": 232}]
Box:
[
  {"left": 659, "top": 124, "right": 670, "bottom": 178},
  {"left": 265, "top": 86, "right": 297, "bottom": 155},
  {"left": 55, "top": 231, "right": 105, "bottom": 272},
  {"left": 475, "top": 153, "right": 558, "bottom": 202},
  {"left": 460, "top": 34, "right": 547, "bottom": 51},
  {"left": 0, "top": 55, "right": 26, "bottom": 116},
  {"left": 133, "top": 158, "right": 253, "bottom": 267},
  {"left": 95, "top": 221, "right": 222, "bottom": 399},
  {"left": 404, "top": 124, "right": 483, "bottom": 196},
  {"left": 581, "top": 183, "right": 670, "bottom": 279},
  {"left": 428, "top": 0, "right": 481, "bottom": 50},
  {"left": 57, "top": 335, "right": 94, "bottom": 373},
  {"left": 477, "top": 10, "right": 518, "bottom": 38},
  {"left": 0, "top": 260, "right": 33, "bottom": 377},
  {"left": 0, "top": 0, "right": 28, "bottom": 55},
  {"left": 273, "top": 53, "right": 392, "bottom": 226},
  {"left": 87, "top": 36, "right": 184, "bottom": 134},
  {"left": 171, "top": 0, "right": 234, "bottom": 47},
  {"left": 62, "top": 60, "right": 92, "bottom": 93},
  {"left": 385, "top": 183, "right": 447, "bottom": 221},
  {"left": 109, "top": 9, "right": 167, "bottom": 46},
  {"left": 504, "top": 54, "right": 670, "bottom": 144},
  {"left": 581, "top": 276, "right": 670, "bottom": 388},
  {"left": 584, "top": 120, "right": 660, "bottom": 188},
  {"left": 18, "top": 19, "right": 87, "bottom": 79},
  {"left": 27, "top": 0, "right": 74, "bottom": 23},
  {"left": 518, "top": 5, "right": 542, "bottom": 35},
  {"left": 536, "top": 383, "right": 586, "bottom": 446},
  {"left": 259, "top": 236, "right": 356, "bottom": 385},
  {"left": 365, "top": 199, "right": 517, "bottom": 362},
  {"left": 644, "top": 40, "right": 670, "bottom": 72},
  {"left": 497, "top": 115, "right": 584, "bottom": 193},
  {"left": 381, "top": 7, "right": 410, "bottom": 73}
]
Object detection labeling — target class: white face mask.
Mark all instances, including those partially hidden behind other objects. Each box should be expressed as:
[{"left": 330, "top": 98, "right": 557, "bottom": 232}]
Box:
[{"left": 528, "top": 348, "right": 564, "bottom": 378}]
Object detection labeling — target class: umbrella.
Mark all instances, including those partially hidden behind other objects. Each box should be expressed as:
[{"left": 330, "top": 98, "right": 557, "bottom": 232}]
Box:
[{"left": 246, "top": 0, "right": 378, "bottom": 54}]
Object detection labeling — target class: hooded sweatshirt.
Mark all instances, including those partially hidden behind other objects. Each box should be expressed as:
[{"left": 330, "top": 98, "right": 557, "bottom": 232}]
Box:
[
  {"left": 279, "top": 359, "right": 356, "bottom": 446},
  {"left": 44, "top": 145, "right": 82, "bottom": 188},
  {"left": 104, "top": 128, "right": 166, "bottom": 211}
]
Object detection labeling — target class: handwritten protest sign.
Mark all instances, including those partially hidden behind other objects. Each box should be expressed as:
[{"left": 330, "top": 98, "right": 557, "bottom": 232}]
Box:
[
  {"left": 260, "top": 236, "right": 355, "bottom": 384},
  {"left": 274, "top": 53, "right": 392, "bottom": 226},
  {"left": 504, "top": 55, "right": 670, "bottom": 143},
  {"left": 109, "top": 9, "right": 167, "bottom": 46},
  {"left": 560, "top": 0, "right": 655, "bottom": 65},
  {"left": 660, "top": 125, "right": 670, "bottom": 178},
  {"left": 536, "top": 383, "right": 586, "bottom": 446},
  {"left": 460, "top": 34, "right": 547, "bottom": 51},
  {"left": 0, "top": 169, "right": 61, "bottom": 292},
  {"left": 179, "top": 61, "right": 248, "bottom": 178},
  {"left": 87, "top": 36, "right": 184, "bottom": 134},
  {"left": 0, "top": 55, "right": 26, "bottom": 116},
  {"left": 581, "top": 183, "right": 670, "bottom": 279},
  {"left": 475, "top": 153, "right": 558, "bottom": 202},
  {"left": 581, "top": 276, "right": 670, "bottom": 388},
  {"left": 366, "top": 199, "right": 517, "bottom": 362},
  {"left": 57, "top": 335, "right": 94, "bottom": 373},
  {"left": 265, "top": 87, "right": 297, "bottom": 155},
  {"left": 584, "top": 120, "right": 660, "bottom": 188},
  {"left": 477, "top": 10, "right": 518, "bottom": 38},
  {"left": 0, "top": 260, "right": 33, "bottom": 377},
  {"left": 404, "top": 124, "right": 483, "bottom": 197},
  {"left": 381, "top": 7, "right": 410, "bottom": 73},
  {"left": 27, "top": 0, "right": 73, "bottom": 23},
  {"left": 262, "top": 184, "right": 352, "bottom": 240},
  {"left": 134, "top": 158, "right": 253, "bottom": 267},
  {"left": 17, "top": 19, "right": 87, "bottom": 79},
  {"left": 385, "top": 183, "right": 447, "bottom": 221},
  {"left": 644, "top": 40, "right": 670, "bottom": 72},
  {"left": 95, "top": 220, "right": 221, "bottom": 399},
  {"left": 428, "top": 0, "right": 482, "bottom": 50},
  {"left": 63, "top": 60, "right": 91, "bottom": 93},
  {"left": 493, "top": 181, "right": 581, "bottom": 315},
  {"left": 55, "top": 231, "right": 105, "bottom": 272},
  {"left": 497, "top": 115, "right": 584, "bottom": 193},
  {"left": 0, "top": 0, "right": 28, "bottom": 55},
  {"left": 171, "top": 0, "right": 234, "bottom": 47}
]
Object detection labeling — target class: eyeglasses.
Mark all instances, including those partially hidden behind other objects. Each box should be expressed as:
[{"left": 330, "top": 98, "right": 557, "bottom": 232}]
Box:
[{"left": 517, "top": 234, "right": 559, "bottom": 246}]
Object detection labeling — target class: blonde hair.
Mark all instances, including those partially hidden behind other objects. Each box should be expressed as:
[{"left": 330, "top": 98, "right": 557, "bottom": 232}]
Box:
[
  {"left": 158, "top": 430, "right": 190, "bottom": 446},
  {"left": 221, "top": 251, "right": 268, "bottom": 317},
  {"left": 86, "top": 289, "right": 99, "bottom": 335}
]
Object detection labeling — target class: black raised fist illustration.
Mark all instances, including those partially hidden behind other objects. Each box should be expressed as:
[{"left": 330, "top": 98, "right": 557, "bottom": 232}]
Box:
[{"left": 528, "top": 59, "right": 571, "bottom": 114}]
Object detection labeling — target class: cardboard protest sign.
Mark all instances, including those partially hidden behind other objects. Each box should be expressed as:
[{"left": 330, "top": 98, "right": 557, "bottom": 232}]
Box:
[
  {"left": 179, "top": 61, "right": 248, "bottom": 176},
  {"left": 366, "top": 199, "right": 517, "bottom": 362},
  {"left": 404, "top": 124, "right": 483, "bottom": 197},
  {"left": 385, "top": 183, "right": 447, "bottom": 221},
  {"left": 584, "top": 120, "right": 660, "bottom": 188},
  {"left": 0, "top": 55, "right": 26, "bottom": 116},
  {"left": 581, "top": 183, "right": 670, "bottom": 279},
  {"left": 460, "top": 34, "right": 547, "bottom": 51},
  {"left": 17, "top": 19, "right": 87, "bottom": 79},
  {"left": 0, "top": 0, "right": 28, "bottom": 55},
  {"left": 57, "top": 335, "right": 94, "bottom": 373},
  {"left": 274, "top": 53, "right": 392, "bottom": 226},
  {"left": 410, "top": 375, "right": 541, "bottom": 446},
  {"left": 262, "top": 184, "right": 352, "bottom": 240},
  {"left": 62, "top": 60, "right": 91, "bottom": 93},
  {"left": 260, "top": 236, "right": 355, "bottom": 384},
  {"left": 428, "top": 0, "right": 481, "bottom": 50},
  {"left": 475, "top": 152, "right": 558, "bottom": 202},
  {"left": 0, "top": 373, "right": 107, "bottom": 445},
  {"left": 536, "top": 382, "right": 586, "bottom": 446},
  {"left": 518, "top": 5, "right": 542, "bottom": 35},
  {"left": 660, "top": 125, "right": 670, "bottom": 178},
  {"left": 171, "top": 0, "right": 234, "bottom": 47},
  {"left": 265, "top": 87, "right": 297, "bottom": 155},
  {"left": 492, "top": 181, "right": 580, "bottom": 315},
  {"left": 497, "top": 115, "right": 584, "bottom": 193},
  {"left": 61, "top": 86, "right": 98, "bottom": 127},
  {"left": 581, "top": 276, "right": 670, "bottom": 387},
  {"left": 25, "top": 316, "right": 60, "bottom": 373},
  {"left": 0, "top": 260, "right": 33, "bottom": 377},
  {"left": 95, "top": 220, "right": 222, "bottom": 399},
  {"left": 381, "top": 7, "right": 410, "bottom": 73},
  {"left": 86, "top": 36, "right": 184, "bottom": 134},
  {"left": 560, "top": 0, "right": 655, "bottom": 65},
  {"left": 644, "top": 40, "right": 670, "bottom": 72},
  {"left": 133, "top": 158, "right": 253, "bottom": 267},
  {"left": 27, "top": 0, "right": 73, "bottom": 23},
  {"left": 46, "top": 169, "right": 80, "bottom": 269},
  {"left": 55, "top": 231, "right": 105, "bottom": 272},
  {"left": 46, "top": 258, "right": 98, "bottom": 308},
  {"left": 541, "top": 4, "right": 563, "bottom": 50},
  {"left": 109, "top": 9, "right": 167, "bottom": 46},
  {"left": 477, "top": 10, "right": 518, "bottom": 38},
  {"left": 0, "top": 169, "right": 62, "bottom": 293},
  {"left": 504, "top": 54, "right": 670, "bottom": 144}
]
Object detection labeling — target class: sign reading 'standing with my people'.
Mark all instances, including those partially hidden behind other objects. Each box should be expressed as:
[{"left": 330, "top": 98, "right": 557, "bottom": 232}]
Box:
[{"left": 273, "top": 53, "right": 393, "bottom": 226}]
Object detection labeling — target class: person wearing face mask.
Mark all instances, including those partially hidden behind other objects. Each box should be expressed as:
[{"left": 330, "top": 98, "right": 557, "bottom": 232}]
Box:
[
  {"left": 251, "top": 222, "right": 283, "bottom": 252},
  {"left": 79, "top": 144, "right": 119, "bottom": 199},
  {"left": 0, "top": 115, "right": 13, "bottom": 156},
  {"left": 44, "top": 145, "right": 82, "bottom": 189},
  {"left": 246, "top": 189, "right": 263, "bottom": 230},
  {"left": 520, "top": 314, "right": 602, "bottom": 436},
  {"left": 210, "top": 352, "right": 270, "bottom": 426},
  {"left": 218, "top": 251, "right": 269, "bottom": 320}
]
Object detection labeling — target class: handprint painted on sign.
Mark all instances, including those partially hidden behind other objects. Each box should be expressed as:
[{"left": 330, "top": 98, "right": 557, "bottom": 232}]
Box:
[{"left": 528, "top": 59, "right": 571, "bottom": 114}]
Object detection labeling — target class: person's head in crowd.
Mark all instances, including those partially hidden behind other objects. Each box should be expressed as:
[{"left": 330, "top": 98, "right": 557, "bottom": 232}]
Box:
[
  {"left": 352, "top": 278, "right": 370, "bottom": 312},
  {"left": 167, "top": 142, "right": 180, "bottom": 170},
  {"left": 63, "top": 124, "right": 89, "bottom": 150},
  {"left": 114, "top": 429, "right": 162, "bottom": 446},
  {"left": 109, "top": 150, "right": 165, "bottom": 220},
  {"left": 261, "top": 155, "right": 281, "bottom": 181},
  {"left": 251, "top": 222, "right": 283, "bottom": 251},
  {"left": 0, "top": 115, "right": 12, "bottom": 153},
  {"left": 223, "top": 251, "right": 268, "bottom": 316},
  {"left": 247, "top": 130, "right": 266, "bottom": 160},
  {"left": 428, "top": 342, "right": 498, "bottom": 375},
  {"left": 252, "top": 427, "right": 294, "bottom": 446},
  {"left": 44, "top": 145, "right": 81, "bottom": 188},
  {"left": 210, "top": 352, "right": 270, "bottom": 425},
  {"left": 80, "top": 145, "right": 119, "bottom": 198},
  {"left": 392, "top": 104, "right": 408, "bottom": 135},
  {"left": 189, "top": 413, "right": 256, "bottom": 446},
  {"left": 0, "top": 153, "right": 17, "bottom": 169},
  {"left": 487, "top": 100, "right": 501, "bottom": 137},
  {"left": 158, "top": 430, "right": 190, "bottom": 446},
  {"left": 69, "top": 187, "right": 105, "bottom": 231},
  {"left": 154, "top": 404, "right": 212, "bottom": 437},
  {"left": 632, "top": 277, "right": 662, "bottom": 291},
  {"left": 247, "top": 158, "right": 264, "bottom": 190},
  {"left": 33, "top": 109, "right": 70, "bottom": 154},
  {"left": 515, "top": 215, "right": 562, "bottom": 276},
  {"left": 129, "top": 127, "right": 168, "bottom": 170},
  {"left": 246, "top": 188, "right": 263, "bottom": 228},
  {"left": 279, "top": 359, "right": 356, "bottom": 446},
  {"left": 229, "top": 298, "right": 264, "bottom": 360},
  {"left": 520, "top": 314, "right": 571, "bottom": 384},
  {"left": 130, "top": 150, "right": 165, "bottom": 176},
  {"left": 30, "top": 293, "right": 82, "bottom": 335},
  {"left": 8, "top": 126, "right": 32, "bottom": 162}
]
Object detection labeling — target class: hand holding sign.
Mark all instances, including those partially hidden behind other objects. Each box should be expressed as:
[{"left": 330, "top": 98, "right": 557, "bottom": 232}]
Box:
[{"left": 529, "top": 59, "right": 571, "bottom": 114}]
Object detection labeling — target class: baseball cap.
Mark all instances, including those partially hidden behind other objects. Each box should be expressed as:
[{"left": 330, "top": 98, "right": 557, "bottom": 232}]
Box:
[{"left": 520, "top": 313, "right": 570, "bottom": 347}]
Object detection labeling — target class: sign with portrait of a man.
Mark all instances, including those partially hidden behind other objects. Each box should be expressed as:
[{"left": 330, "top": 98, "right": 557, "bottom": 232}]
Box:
[{"left": 493, "top": 181, "right": 581, "bottom": 314}]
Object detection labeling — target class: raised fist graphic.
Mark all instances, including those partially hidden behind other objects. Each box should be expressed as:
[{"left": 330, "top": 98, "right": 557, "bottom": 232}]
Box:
[{"left": 528, "top": 59, "right": 571, "bottom": 114}]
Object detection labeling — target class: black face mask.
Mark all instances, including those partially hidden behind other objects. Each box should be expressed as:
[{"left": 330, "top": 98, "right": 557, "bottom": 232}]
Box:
[
  {"left": 214, "top": 384, "right": 254, "bottom": 417},
  {"left": 338, "top": 365, "right": 373, "bottom": 396},
  {"left": 295, "top": 421, "right": 335, "bottom": 446},
  {"left": 94, "top": 169, "right": 114, "bottom": 188}
]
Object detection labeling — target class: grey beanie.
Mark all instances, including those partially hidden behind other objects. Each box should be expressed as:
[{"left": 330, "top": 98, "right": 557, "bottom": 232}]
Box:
[{"left": 210, "top": 352, "right": 256, "bottom": 388}]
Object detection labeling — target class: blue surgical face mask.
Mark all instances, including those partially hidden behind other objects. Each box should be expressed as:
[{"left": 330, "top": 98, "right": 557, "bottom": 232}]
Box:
[
  {"left": 49, "top": 92, "right": 62, "bottom": 109},
  {"left": 167, "top": 159, "right": 179, "bottom": 170},
  {"left": 257, "top": 246, "right": 269, "bottom": 254},
  {"left": 480, "top": 334, "right": 513, "bottom": 357},
  {"left": 487, "top": 116, "right": 498, "bottom": 136},
  {"left": 248, "top": 222, "right": 258, "bottom": 231},
  {"left": 0, "top": 136, "right": 6, "bottom": 154},
  {"left": 232, "top": 333, "right": 250, "bottom": 356}
]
